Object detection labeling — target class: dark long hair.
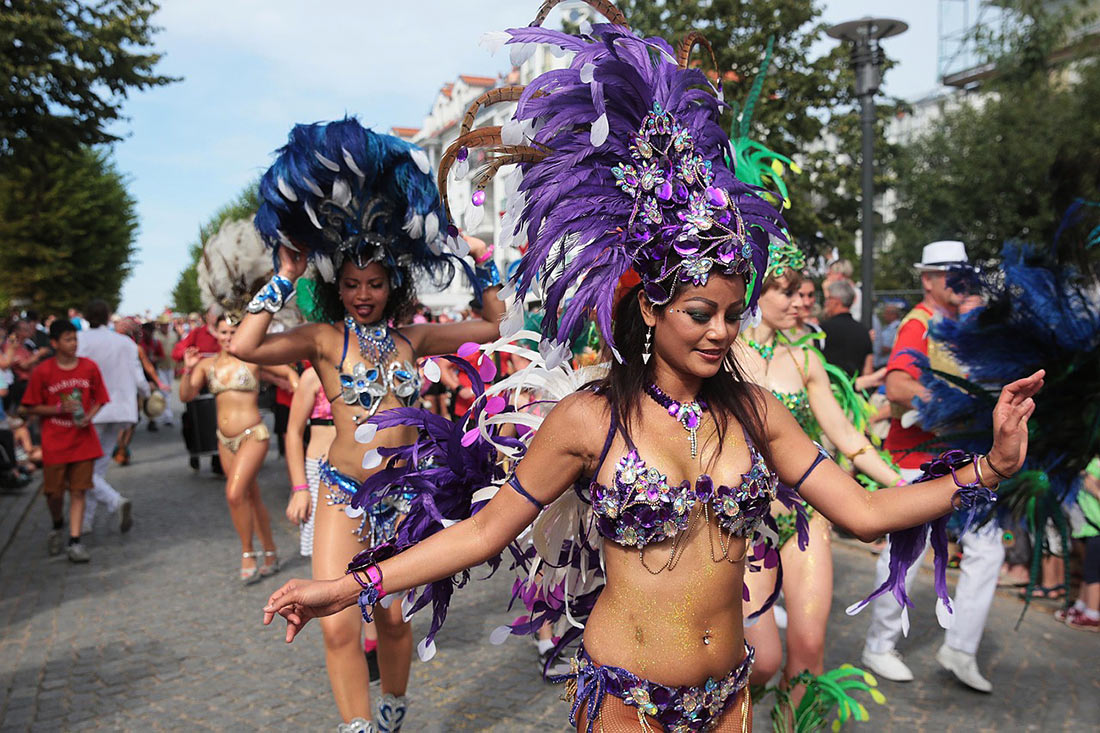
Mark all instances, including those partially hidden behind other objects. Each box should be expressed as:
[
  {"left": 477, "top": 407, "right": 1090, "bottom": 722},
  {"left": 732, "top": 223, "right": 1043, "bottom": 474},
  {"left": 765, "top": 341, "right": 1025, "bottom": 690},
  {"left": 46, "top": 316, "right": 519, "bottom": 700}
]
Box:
[{"left": 595, "top": 284, "right": 773, "bottom": 469}]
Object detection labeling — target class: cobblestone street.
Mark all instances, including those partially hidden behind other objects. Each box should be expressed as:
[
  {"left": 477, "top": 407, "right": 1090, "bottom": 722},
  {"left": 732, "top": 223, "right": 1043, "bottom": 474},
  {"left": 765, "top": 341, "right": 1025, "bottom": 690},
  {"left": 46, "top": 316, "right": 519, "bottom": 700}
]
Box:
[{"left": 1, "top": 413, "right": 1097, "bottom": 732}]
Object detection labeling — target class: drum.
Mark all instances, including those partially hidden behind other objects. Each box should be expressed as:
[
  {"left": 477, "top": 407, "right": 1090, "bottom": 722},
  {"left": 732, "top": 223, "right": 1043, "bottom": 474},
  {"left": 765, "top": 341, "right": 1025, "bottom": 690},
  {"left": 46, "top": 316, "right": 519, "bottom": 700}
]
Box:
[{"left": 183, "top": 394, "right": 218, "bottom": 456}]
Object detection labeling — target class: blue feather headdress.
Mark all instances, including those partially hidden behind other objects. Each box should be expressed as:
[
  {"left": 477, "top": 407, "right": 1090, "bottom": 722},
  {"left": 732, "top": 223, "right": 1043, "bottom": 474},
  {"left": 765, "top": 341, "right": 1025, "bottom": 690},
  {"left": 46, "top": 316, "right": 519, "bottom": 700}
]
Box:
[
  {"left": 254, "top": 117, "right": 459, "bottom": 288},
  {"left": 441, "top": 1, "right": 787, "bottom": 361}
]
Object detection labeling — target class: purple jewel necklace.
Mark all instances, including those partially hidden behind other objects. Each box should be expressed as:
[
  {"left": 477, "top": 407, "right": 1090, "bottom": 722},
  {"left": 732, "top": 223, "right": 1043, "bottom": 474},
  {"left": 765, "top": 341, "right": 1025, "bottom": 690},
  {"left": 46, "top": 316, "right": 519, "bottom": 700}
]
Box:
[{"left": 644, "top": 383, "right": 707, "bottom": 458}]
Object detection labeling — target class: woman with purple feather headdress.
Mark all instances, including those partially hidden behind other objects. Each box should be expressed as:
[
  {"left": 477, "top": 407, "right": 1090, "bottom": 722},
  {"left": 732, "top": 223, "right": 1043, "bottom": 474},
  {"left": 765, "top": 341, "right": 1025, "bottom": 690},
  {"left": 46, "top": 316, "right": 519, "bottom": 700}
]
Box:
[
  {"left": 230, "top": 116, "right": 506, "bottom": 733},
  {"left": 262, "top": 3, "right": 1041, "bottom": 730}
]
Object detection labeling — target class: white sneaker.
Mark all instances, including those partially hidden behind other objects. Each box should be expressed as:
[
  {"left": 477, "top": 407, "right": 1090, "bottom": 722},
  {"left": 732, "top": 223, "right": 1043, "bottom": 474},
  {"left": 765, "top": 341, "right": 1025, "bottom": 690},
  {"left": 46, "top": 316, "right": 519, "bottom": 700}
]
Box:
[
  {"left": 116, "top": 497, "right": 133, "bottom": 533},
  {"left": 861, "top": 647, "right": 914, "bottom": 682},
  {"left": 935, "top": 642, "right": 992, "bottom": 693}
]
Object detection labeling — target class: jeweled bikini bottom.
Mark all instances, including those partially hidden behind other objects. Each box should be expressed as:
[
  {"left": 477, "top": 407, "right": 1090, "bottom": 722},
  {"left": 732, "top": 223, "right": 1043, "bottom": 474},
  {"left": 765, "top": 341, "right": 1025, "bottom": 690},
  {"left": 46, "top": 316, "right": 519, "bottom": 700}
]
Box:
[
  {"left": 558, "top": 643, "right": 754, "bottom": 732},
  {"left": 319, "top": 459, "right": 413, "bottom": 546}
]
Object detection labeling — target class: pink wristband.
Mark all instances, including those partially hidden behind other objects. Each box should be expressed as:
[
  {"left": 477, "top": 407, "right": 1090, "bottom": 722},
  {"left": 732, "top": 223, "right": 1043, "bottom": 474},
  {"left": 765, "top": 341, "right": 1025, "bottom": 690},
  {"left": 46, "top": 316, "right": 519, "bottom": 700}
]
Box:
[
  {"left": 291, "top": 484, "right": 309, "bottom": 493},
  {"left": 364, "top": 564, "right": 385, "bottom": 595},
  {"left": 474, "top": 242, "right": 495, "bottom": 264}
]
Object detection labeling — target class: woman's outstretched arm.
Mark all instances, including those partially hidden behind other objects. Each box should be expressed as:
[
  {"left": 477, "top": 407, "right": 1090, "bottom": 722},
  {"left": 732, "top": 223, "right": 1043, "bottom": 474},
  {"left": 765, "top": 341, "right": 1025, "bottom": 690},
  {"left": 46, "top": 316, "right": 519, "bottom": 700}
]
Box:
[
  {"left": 262, "top": 390, "right": 603, "bottom": 642},
  {"left": 767, "top": 370, "right": 1043, "bottom": 542}
]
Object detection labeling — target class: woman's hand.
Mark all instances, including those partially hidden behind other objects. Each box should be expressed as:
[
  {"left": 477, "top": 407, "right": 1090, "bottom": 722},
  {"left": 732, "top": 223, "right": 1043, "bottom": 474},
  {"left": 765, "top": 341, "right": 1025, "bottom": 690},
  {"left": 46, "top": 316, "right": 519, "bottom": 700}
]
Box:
[
  {"left": 262, "top": 577, "right": 355, "bottom": 643},
  {"left": 276, "top": 245, "right": 308, "bottom": 282},
  {"left": 183, "top": 347, "right": 202, "bottom": 371},
  {"left": 286, "top": 490, "right": 311, "bottom": 524},
  {"left": 855, "top": 367, "right": 887, "bottom": 391},
  {"left": 987, "top": 370, "right": 1044, "bottom": 476}
]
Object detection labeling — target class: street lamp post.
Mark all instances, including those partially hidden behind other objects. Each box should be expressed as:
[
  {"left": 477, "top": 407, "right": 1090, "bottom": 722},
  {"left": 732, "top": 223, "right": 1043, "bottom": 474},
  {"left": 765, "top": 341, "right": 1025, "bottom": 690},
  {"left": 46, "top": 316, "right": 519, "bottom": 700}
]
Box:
[{"left": 826, "top": 17, "right": 907, "bottom": 325}]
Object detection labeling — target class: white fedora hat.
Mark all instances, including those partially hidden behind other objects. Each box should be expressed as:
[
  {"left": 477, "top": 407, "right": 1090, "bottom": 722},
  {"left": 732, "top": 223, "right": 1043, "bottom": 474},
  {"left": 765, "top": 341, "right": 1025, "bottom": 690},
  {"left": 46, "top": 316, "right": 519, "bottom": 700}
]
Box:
[{"left": 914, "top": 240, "right": 968, "bottom": 271}]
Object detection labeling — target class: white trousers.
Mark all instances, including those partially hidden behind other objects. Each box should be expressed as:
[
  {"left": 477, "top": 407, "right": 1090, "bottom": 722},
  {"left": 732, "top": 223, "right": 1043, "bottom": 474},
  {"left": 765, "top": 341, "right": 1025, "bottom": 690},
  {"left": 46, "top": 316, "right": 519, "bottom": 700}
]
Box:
[
  {"left": 155, "top": 369, "right": 175, "bottom": 424},
  {"left": 864, "top": 467, "right": 1005, "bottom": 656},
  {"left": 84, "top": 421, "right": 131, "bottom": 526}
]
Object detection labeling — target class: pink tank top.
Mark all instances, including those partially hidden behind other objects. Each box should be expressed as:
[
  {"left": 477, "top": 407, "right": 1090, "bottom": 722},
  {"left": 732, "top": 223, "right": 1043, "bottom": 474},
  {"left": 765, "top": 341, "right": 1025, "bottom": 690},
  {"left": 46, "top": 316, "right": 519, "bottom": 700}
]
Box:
[{"left": 310, "top": 387, "right": 333, "bottom": 421}]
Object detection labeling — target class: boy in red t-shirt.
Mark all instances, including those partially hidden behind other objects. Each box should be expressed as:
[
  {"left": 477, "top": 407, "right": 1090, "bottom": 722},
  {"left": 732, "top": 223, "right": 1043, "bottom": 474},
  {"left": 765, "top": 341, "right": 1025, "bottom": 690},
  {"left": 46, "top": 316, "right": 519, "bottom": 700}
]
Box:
[{"left": 21, "top": 319, "right": 109, "bottom": 562}]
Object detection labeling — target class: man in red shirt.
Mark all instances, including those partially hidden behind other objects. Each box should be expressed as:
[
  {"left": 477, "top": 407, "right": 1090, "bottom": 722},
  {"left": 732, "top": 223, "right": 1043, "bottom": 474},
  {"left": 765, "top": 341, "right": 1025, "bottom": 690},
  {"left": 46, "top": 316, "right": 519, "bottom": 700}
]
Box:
[
  {"left": 861, "top": 241, "right": 1004, "bottom": 694},
  {"left": 21, "top": 320, "right": 109, "bottom": 563},
  {"left": 171, "top": 305, "right": 220, "bottom": 362}
]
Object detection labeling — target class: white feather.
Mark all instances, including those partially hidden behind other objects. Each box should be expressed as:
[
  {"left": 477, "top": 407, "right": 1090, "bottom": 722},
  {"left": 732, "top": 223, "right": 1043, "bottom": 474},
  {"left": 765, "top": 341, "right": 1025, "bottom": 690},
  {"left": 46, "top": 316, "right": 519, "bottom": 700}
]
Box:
[
  {"left": 341, "top": 147, "right": 366, "bottom": 180},
  {"left": 489, "top": 625, "right": 512, "bottom": 645},
  {"left": 465, "top": 204, "right": 485, "bottom": 231},
  {"left": 422, "top": 358, "right": 441, "bottom": 383},
  {"left": 410, "top": 148, "right": 431, "bottom": 175},
  {"left": 453, "top": 156, "right": 470, "bottom": 180},
  {"left": 331, "top": 178, "right": 352, "bottom": 209},
  {"left": 501, "top": 118, "right": 524, "bottom": 146},
  {"left": 579, "top": 63, "right": 597, "bottom": 84},
  {"left": 416, "top": 638, "right": 437, "bottom": 662},
  {"left": 315, "top": 254, "right": 335, "bottom": 283},
  {"left": 453, "top": 234, "right": 470, "bottom": 257},
  {"left": 479, "top": 30, "right": 511, "bottom": 55},
  {"left": 424, "top": 212, "right": 439, "bottom": 241},
  {"left": 276, "top": 177, "right": 298, "bottom": 202},
  {"left": 403, "top": 213, "right": 424, "bottom": 239},
  {"left": 303, "top": 201, "right": 322, "bottom": 229},
  {"left": 303, "top": 177, "right": 324, "bottom": 197},
  {"left": 590, "top": 113, "right": 610, "bottom": 147},
  {"left": 276, "top": 231, "right": 299, "bottom": 252},
  {"left": 510, "top": 42, "right": 535, "bottom": 67},
  {"left": 314, "top": 151, "right": 340, "bottom": 171}
]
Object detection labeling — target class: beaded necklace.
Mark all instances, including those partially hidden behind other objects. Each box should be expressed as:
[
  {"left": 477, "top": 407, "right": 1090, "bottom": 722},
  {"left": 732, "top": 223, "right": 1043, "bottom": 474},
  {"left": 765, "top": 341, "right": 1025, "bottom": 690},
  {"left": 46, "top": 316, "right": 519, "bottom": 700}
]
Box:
[
  {"left": 345, "top": 315, "right": 396, "bottom": 364},
  {"left": 746, "top": 336, "right": 776, "bottom": 361},
  {"left": 644, "top": 382, "right": 707, "bottom": 458}
]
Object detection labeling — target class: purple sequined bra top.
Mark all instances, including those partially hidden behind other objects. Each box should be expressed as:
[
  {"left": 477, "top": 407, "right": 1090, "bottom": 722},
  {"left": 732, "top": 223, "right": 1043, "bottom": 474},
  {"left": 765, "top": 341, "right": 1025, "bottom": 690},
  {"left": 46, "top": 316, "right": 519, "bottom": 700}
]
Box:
[{"left": 587, "top": 417, "right": 778, "bottom": 549}]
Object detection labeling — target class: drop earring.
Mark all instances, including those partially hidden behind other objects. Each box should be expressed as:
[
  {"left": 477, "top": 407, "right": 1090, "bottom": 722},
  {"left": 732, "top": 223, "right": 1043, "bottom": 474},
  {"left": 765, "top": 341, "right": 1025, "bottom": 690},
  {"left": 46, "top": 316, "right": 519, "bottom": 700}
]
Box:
[{"left": 642, "top": 326, "right": 653, "bottom": 364}]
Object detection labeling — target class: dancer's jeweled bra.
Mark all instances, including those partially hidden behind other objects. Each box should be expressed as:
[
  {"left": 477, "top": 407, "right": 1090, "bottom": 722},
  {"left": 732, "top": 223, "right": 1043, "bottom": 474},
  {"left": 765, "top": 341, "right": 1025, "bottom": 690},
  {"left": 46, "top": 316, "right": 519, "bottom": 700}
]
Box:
[
  {"left": 329, "top": 318, "right": 421, "bottom": 418},
  {"left": 587, "top": 419, "right": 779, "bottom": 549}
]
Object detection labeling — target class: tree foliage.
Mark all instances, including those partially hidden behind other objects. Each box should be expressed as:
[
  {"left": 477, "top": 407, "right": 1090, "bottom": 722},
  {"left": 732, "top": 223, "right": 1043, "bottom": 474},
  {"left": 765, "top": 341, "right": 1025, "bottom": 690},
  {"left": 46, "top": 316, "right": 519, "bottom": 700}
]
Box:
[
  {"left": 171, "top": 183, "right": 261, "bottom": 313},
  {"left": 888, "top": 0, "right": 1100, "bottom": 285},
  {"left": 0, "top": 145, "right": 137, "bottom": 313},
  {"left": 617, "top": 0, "right": 901, "bottom": 264},
  {"left": 1, "top": 0, "right": 177, "bottom": 156}
]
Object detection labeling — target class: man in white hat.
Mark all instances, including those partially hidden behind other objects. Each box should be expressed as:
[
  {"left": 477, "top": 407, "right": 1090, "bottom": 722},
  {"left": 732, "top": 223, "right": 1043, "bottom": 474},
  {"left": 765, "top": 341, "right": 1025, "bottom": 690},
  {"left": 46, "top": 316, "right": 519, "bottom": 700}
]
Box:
[{"left": 860, "top": 240, "right": 1004, "bottom": 693}]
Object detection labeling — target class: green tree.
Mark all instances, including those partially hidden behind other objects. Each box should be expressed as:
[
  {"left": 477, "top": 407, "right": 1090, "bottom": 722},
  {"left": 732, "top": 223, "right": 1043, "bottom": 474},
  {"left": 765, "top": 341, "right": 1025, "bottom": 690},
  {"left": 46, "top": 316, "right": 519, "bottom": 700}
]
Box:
[
  {"left": 887, "top": 0, "right": 1100, "bottom": 284},
  {"left": 1, "top": 0, "right": 177, "bottom": 156},
  {"left": 0, "top": 145, "right": 137, "bottom": 313},
  {"left": 171, "top": 183, "right": 261, "bottom": 313},
  {"left": 617, "top": 0, "right": 901, "bottom": 264}
]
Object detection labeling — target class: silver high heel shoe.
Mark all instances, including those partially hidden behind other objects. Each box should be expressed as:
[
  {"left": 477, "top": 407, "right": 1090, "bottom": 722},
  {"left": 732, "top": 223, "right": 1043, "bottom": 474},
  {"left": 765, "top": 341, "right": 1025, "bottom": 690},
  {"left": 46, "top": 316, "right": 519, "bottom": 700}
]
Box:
[
  {"left": 337, "top": 718, "right": 374, "bottom": 733},
  {"left": 240, "top": 551, "right": 262, "bottom": 585},
  {"left": 259, "top": 549, "right": 280, "bottom": 577}
]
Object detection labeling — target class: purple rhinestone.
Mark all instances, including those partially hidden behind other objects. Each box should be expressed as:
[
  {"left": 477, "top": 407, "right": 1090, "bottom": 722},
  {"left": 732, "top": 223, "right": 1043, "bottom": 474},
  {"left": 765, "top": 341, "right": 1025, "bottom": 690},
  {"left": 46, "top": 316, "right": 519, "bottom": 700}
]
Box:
[
  {"left": 447, "top": 224, "right": 459, "bottom": 237},
  {"left": 667, "top": 404, "right": 678, "bottom": 417},
  {"left": 471, "top": 189, "right": 486, "bottom": 207},
  {"left": 456, "top": 146, "right": 469, "bottom": 162},
  {"left": 706, "top": 186, "right": 729, "bottom": 208},
  {"left": 656, "top": 180, "right": 673, "bottom": 201}
]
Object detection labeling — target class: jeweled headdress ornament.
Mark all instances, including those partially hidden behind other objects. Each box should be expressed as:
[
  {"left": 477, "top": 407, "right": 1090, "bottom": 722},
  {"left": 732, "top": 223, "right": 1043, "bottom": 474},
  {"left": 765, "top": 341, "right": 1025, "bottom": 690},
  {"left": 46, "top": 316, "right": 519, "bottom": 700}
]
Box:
[
  {"left": 441, "top": 0, "right": 787, "bottom": 361},
  {"left": 254, "top": 117, "right": 458, "bottom": 287}
]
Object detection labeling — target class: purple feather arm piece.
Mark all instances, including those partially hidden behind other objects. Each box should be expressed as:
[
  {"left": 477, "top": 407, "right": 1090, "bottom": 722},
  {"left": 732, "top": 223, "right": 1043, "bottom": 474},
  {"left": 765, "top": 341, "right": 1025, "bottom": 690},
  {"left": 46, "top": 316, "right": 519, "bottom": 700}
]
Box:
[
  {"left": 344, "top": 354, "right": 515, "bottom": 654},
  {"left": 845, "top": 450, "right": 997, "bottom": 633}
]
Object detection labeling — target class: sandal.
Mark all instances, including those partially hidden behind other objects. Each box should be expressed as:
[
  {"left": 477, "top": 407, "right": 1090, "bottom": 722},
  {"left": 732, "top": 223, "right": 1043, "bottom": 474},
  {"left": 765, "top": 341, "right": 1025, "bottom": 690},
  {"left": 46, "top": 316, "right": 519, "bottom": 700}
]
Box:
[
  {"left": 240, "top": 551, "right": 262, "bottom": 585},
  {"left": 260, "top": 550, "right": 280, "bottom": 577}
]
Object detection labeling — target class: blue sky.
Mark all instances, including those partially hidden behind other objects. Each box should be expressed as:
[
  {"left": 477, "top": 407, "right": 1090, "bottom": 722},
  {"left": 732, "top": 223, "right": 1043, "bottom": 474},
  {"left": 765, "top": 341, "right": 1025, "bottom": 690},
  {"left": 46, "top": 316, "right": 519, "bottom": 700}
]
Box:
[{"left": 113, "top": 0, "right": 941, "bottom": 314}]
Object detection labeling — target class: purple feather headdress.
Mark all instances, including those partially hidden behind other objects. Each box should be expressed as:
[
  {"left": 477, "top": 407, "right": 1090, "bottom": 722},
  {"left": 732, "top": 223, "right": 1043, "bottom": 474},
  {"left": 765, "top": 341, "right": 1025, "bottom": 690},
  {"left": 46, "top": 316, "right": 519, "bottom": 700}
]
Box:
[{"left": 440, "top": 1, "right": 786, "bottom": 360}]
